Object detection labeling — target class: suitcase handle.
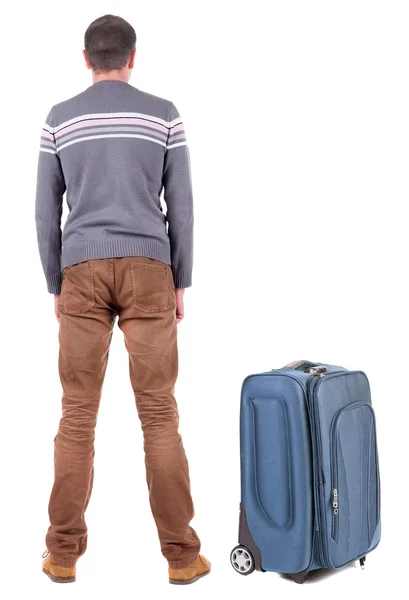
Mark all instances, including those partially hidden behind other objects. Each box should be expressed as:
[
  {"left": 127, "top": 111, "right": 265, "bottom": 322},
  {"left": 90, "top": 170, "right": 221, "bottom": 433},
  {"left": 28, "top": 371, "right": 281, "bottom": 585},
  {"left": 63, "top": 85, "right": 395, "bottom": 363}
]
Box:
[
  {"left": 282, "top": 360, "right": 320, "bottom": 371},
  {"left": 280, "top": 360, "right": 328, "bottom": 375}
]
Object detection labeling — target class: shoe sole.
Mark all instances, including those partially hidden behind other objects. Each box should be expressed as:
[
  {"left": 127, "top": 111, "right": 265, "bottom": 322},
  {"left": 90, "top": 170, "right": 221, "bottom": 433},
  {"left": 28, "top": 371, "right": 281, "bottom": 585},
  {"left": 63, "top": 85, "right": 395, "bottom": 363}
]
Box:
[
  {"left": 43, "top": 568, "right": 76, "bottom": 583},
  {"left": 169, "top": 569, "right": 210, "bottom": 585}
]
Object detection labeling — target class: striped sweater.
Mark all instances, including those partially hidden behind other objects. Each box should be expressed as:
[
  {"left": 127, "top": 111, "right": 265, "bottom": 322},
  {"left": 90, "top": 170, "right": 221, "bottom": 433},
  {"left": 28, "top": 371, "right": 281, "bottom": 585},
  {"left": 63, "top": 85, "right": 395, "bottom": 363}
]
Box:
[{"left": 35, "top": 79, "right": 193, "bottom": 293}]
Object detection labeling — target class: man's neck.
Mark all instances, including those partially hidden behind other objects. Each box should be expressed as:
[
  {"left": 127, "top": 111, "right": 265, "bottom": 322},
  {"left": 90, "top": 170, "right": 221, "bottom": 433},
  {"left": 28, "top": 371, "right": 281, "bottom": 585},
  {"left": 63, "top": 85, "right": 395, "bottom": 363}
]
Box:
[{"left": 92, "top": 70, "right": 129, "bottom": 84}]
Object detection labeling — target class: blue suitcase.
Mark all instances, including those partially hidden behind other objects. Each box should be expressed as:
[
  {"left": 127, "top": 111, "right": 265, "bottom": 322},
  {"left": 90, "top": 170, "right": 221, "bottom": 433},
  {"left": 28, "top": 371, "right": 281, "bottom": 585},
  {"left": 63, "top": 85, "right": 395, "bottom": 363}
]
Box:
[{"left": 231, "top": 361, "right": 381, "bottom": 583}]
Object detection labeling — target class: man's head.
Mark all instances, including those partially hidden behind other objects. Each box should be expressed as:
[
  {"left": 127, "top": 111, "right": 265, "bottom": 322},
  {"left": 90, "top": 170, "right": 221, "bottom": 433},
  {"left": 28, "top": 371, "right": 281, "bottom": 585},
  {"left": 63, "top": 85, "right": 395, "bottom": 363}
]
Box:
[{"left": 83, "top": 15, "right": 136, "bottom": 80}]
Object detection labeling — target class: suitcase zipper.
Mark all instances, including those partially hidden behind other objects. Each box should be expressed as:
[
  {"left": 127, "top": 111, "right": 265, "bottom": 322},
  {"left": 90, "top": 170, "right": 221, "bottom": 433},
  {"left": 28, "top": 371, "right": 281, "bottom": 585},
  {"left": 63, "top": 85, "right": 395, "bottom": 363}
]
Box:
[
  {"left": 307, "top": 374, "right": 327, "bottom": 567},
  {"left": 331, "top": 488, "right": 339, "bottom": 541},
  {"left": 330, "top": 406, "right": 344, "bottom": 543},
  {"left": 309, "top": 372, "right": 346, "bottom": 568}
]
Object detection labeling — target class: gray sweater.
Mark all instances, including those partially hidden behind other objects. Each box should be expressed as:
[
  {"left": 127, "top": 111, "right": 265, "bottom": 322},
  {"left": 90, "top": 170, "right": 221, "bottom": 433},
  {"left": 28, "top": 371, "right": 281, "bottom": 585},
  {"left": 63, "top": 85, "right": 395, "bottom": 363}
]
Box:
[{"left": 35, "top": 80, "right": 193, "bottom": 294}]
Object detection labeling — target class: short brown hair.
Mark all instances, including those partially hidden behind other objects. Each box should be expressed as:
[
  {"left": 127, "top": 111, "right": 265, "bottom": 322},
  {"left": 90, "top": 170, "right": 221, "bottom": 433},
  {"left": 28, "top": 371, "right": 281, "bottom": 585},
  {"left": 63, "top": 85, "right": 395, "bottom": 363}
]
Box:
[{"left": 84, "top": 15, "right": 136, "bottom": 71}]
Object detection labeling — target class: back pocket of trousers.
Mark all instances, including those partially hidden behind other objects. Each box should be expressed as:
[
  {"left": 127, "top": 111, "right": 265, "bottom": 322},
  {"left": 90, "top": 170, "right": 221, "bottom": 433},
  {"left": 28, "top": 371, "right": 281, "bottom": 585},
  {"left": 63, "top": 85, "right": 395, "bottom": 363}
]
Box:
[
  {"left": 130, "top": 261, "right": 173, "bottom": 313},
  {"left": 59, "top": 262, "right": 95, "bottom": 314}
]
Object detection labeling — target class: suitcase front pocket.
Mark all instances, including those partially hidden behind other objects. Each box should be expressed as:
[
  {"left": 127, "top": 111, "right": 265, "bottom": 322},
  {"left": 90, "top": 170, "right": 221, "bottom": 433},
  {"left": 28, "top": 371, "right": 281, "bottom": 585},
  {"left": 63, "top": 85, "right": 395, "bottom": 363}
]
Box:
[{"left": 329, "top": 402, "right": 380, "bottom": 559}]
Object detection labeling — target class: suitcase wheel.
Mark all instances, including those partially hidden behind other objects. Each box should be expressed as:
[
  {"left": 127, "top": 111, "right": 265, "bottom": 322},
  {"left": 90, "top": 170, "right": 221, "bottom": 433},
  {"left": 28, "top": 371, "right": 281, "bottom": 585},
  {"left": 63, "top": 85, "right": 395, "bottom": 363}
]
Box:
[
  {"left": 230, "top": 545, "right": 255, "bottom": 575},
  {"left": 286, "top": 570, "right": 309, "bottom": 584}
]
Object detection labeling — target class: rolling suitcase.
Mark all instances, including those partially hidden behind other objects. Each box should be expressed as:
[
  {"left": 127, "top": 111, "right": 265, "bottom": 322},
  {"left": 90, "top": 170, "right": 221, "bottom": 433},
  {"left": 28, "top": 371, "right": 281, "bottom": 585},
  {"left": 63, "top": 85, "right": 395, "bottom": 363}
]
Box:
[{"left": 230, "top": 360, "right": 381, "bottom": 583}]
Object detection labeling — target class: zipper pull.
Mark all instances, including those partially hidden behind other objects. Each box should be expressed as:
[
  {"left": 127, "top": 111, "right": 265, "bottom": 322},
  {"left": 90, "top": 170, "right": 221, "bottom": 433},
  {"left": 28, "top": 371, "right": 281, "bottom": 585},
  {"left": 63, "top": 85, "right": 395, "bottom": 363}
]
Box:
[{"left": 333, "top": 488, "right": 339, "bottom": 514}]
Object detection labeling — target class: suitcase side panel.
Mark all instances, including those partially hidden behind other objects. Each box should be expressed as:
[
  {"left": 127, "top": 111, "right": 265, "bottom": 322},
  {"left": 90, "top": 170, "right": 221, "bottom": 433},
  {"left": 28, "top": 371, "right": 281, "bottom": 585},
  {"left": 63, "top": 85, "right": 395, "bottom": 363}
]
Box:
[{"left": 240, "top": 374, "right": 313, "bottom": 573}]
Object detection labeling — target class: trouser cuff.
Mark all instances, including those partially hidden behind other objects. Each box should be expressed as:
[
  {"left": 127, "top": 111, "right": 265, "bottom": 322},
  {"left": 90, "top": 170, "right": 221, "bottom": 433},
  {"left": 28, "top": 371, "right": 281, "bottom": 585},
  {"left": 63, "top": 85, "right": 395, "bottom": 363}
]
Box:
[
  {"left": 50, "top": 553, "right": 77, "bottom": 568},
  {"left": 168, "top": 553, "right": 199, "bottom": 569}
]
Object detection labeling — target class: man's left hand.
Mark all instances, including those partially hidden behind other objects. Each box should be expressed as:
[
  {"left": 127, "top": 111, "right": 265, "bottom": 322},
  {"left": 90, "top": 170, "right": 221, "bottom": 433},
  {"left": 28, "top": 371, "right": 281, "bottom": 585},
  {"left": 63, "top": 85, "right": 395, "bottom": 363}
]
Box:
[{"left": 175, "top": 289, "right": 185, "bottom": 324}]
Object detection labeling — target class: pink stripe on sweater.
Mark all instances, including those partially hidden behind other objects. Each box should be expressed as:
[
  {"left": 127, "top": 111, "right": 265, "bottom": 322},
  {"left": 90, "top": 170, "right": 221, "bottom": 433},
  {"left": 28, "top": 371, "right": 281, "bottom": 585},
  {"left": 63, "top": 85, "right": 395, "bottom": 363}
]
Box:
[
  {"left": 54, "top": 117, "right": 169, "bottom": 139},
  {"left": 42, "top": 130, "right": 54, "bottom": 140},
  {"left": 169, "top": 123, "right": 184, "bottom": 136}
]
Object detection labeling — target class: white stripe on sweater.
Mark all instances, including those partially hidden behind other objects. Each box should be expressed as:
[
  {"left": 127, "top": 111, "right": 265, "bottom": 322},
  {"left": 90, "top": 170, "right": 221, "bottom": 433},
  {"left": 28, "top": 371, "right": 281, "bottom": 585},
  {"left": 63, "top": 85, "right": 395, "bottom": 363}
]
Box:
[
  {"left": 48, "top": 113, "right": 182, "bottom": 134},
  {"left": 166, "top": 141, "right": 188, "bottom": 150},
  {"left": 40, "top": 147, "right": 57, "bottom": 154},
  {"left": 169, "top": 117, "right": 183, "bottom": 128}
]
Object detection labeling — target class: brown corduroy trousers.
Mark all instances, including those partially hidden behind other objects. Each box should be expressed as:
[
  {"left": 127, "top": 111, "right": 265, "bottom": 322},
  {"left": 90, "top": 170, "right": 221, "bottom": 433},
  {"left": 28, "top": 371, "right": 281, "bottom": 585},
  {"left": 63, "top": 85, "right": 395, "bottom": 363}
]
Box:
[{"left": 46, "top": 257, "right": 200, "bottom": 568}]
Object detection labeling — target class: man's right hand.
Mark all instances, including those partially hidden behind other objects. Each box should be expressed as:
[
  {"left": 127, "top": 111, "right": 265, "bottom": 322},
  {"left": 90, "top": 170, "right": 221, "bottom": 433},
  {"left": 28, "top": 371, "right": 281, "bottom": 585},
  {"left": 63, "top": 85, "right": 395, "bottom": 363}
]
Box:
[{"left": 54, "top": 294, "right": 61, "bottom": 324}]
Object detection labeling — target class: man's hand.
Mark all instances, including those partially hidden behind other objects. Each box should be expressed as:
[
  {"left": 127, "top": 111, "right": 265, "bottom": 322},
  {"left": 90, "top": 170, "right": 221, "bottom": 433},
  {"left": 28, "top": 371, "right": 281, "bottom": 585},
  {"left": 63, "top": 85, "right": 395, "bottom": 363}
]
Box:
[
  {"left": 54, "top": 294, "right": 61, "bottom": 324},
  {"left": 175, "top": 288, "right": 185, "bottom": 324}
]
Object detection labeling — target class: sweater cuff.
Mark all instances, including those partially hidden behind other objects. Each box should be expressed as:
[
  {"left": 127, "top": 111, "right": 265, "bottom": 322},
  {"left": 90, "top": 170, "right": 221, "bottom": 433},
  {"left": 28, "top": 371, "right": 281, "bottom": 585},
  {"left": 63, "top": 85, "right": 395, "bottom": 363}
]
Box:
[
  {"left": 172, "top": 269, "right": 192, "bottom": 289},
  {"left": 46, "top": 272, "right": 63, "bottom": 294}
]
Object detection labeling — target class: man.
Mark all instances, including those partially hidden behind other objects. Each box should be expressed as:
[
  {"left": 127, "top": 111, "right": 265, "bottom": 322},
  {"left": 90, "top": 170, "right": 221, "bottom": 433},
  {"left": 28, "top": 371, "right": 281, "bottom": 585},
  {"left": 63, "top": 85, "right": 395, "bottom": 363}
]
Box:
[{"left": 36, "top": 14, "right": 210, "bottom": 586}]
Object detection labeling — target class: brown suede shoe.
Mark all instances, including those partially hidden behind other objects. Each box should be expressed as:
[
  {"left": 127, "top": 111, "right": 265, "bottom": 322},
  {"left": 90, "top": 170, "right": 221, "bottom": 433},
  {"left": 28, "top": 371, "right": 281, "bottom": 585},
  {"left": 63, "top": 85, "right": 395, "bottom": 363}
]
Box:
[
  {"left": 168, "top": 555, "right": 211, "bottom": 585},
  {"left": 42, "top": 551, "right": 76, "bottom": 583}
]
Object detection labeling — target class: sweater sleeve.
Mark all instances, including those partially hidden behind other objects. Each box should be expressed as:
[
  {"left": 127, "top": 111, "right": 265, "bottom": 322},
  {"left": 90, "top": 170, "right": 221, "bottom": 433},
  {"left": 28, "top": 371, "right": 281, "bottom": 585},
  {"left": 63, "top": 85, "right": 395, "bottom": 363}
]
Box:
[
  {"left": 162, "top": 103, "right": 194, "bottom": 288},
  {"left": 35, "top": 109, "right": 66, "bottom": 294}
]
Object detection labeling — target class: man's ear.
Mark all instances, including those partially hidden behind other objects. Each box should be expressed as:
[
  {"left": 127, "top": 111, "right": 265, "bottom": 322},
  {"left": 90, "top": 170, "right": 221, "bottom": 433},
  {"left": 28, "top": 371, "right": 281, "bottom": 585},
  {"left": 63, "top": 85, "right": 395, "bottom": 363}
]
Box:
[
  {"left": 83, "top": 50, "right": 92, "bottom": 70},
  {"left": 128, "top": 49, "right": 136, "bottom": 69}
]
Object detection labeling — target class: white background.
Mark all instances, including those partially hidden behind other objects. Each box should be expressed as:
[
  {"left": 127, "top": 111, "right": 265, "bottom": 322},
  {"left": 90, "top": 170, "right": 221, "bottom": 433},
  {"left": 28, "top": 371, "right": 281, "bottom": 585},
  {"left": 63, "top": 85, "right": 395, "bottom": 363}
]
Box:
[{"left": 1, "top": 0, "right": 408, "bottom": 598}]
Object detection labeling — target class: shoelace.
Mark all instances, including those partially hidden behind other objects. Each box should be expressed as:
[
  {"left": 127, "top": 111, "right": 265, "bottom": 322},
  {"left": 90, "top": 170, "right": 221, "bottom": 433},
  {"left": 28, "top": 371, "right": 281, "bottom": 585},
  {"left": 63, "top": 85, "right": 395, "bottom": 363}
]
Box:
[{"left": 42, "top": 550, "right": 50, "bottom": 559}]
